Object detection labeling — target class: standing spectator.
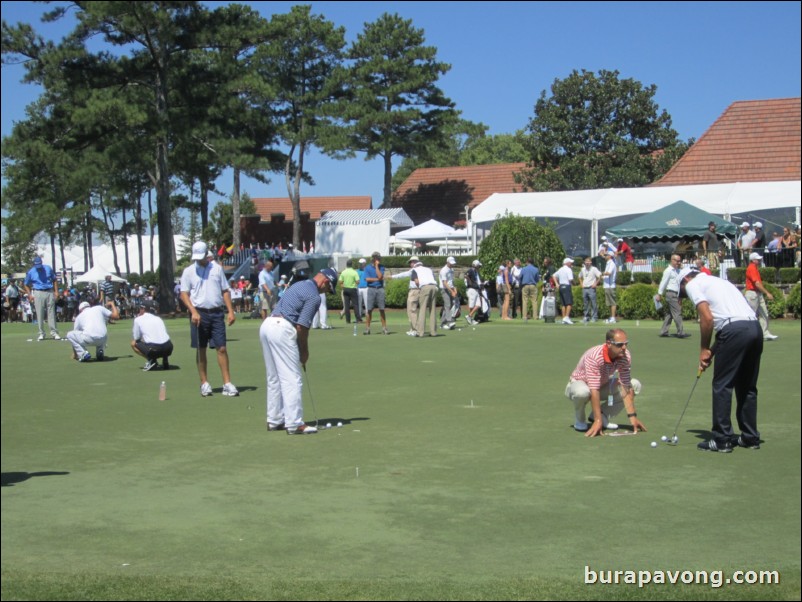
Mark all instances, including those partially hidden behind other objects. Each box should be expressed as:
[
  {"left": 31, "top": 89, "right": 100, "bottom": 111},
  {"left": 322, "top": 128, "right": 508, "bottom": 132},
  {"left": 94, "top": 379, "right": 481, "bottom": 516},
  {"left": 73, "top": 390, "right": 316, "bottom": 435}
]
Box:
[
  {"left": 519, "top": 258, "right": 540, "bottom": 322},
  {"left": 23, "top": 256, "right": 61, "bottom": 341},
  {"left": 173, "top": 280, "right": 182, "bottom": 312},
  {"left": 464, "top": 259, "right": 485, "bottom": 325},
  {"left": 695, "top": 257, "right": 712, "bottom": 275},
  {"left": 765, "top": 231, "right": 782, "bottom": 267},
  {"left": 259, "top": 261, "right": 277, "bottom": 319},
  {"left": 565, "top": 328, "right": 646, "bottom": 436},
  {"left": 310, "top": 283, "right": 332, "bottom": 330},
  {"left": 386, "top": 256, "right": 420, "bottom": 335},
  {"left": 337, "top": 260, "right": 362, "bottom": 325},
  {"left": 131, "top": 300, "right": 174, "bottom": 371},
  {"left": 100, "top": 274, "right": 115, "bottom": 303},
  {"left": 363, "top": 251, "right": 389, "bottom": 335},
  {"left": 617, "top": 238, "right": 634, "bottom": 275},
  {"left": 5, "top": 279, "right": 21, "bottom": 323},
  {"left": 229, "top": 278, "right": 243, "bottom": 313},
  {"left": 509, "top": 258, "right": 523, "bottom": 318},
  {"left": 735, "top": 222, "right": 755, "bottom": 267},
  {"left": 242, "top": 277, "right": 253, "bottom": 314},
  {"left": 780, "top": 226, "right": 797, "bottom": 267},
  {"left": 579, "top": 257, "right": 602, "bottom": 323},
  {"left": 701, "top": 222, "right": 722, "bottom": 271},
  {"left": 656, "top": 254, "right": 689, "bottom": 338},
  {"left": 277, "top": 274, "right": 289, "bottom": 298},
  {"left": 752, "top": 222, "right": 766, "bottom": 253},
  {"left": 179, "top": 242, "right": 239, "bottom": 398},
  {"left": 598, "top": 236, "right": 617, "bottom": 264},
  {"left": 356, "top": 258, "right": 369, "bottom": 321},
  {"left": 411, "top": 260, "right": 439, "bottom": 337},
  {"left": 744, "top": 253, "right": 778, "bottom": 341},
  {"left": 260, "top": 268, "right": 338, "bottom": 435},
  {"left": 63, "top": 288, "right": 78, "bottom": 322},
  {"left": 678, "top": 268, "right": 764, "bottom": 452},
  {"left": 67, "top": 299, "right": 119, "bottom": 362},
  {"left": 538, "top": 257, "right": 556, "bottom": 319},
  {"left": 496, "top": 263, "right": 511, "bottom": 321},
  {"left": 439, "top": 257, "right": 459, "bottom": 330},
  {"left": 552, "top": 257, "right": 575, "bottom": 325},
  {"left": 602, "top": 252, "right": 618, "bottom": 324}
]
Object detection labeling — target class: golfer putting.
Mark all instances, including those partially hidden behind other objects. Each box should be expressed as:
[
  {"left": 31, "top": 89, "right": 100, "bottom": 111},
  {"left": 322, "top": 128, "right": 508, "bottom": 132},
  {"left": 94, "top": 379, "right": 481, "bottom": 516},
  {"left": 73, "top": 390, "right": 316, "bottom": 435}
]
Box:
[
  {"left": 565, "top": 328, "right": 646, "bottom": 437},
  {"left": 259, "top": 268, "right": 338, "bottom": 435}
]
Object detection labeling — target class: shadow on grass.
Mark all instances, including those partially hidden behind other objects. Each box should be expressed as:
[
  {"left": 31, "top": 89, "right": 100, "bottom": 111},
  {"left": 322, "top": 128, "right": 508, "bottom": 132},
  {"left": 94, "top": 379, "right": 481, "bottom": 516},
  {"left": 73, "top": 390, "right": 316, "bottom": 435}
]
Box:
[{"left": 1, "top": 471, "right": 70, "bottom": 487}]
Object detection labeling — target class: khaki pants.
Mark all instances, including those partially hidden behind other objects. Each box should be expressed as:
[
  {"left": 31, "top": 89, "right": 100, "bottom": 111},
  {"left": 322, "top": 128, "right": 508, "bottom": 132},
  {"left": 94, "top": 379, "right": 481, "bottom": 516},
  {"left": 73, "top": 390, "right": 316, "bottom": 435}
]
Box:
[
  {"left": 416, "top": 285, "right": 438, "bottom": 336},
  {"left": 407, "top": 288, "right": 420, "bottom": 331},
  {"left": 565, "top": 378, "right": 642, "bottom": 424}
]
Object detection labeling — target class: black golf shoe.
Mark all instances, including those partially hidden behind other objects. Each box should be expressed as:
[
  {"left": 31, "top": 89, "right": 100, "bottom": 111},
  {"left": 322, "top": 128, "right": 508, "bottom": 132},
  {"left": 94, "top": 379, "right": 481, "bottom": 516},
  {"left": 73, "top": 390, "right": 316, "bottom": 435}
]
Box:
[{"left": 697, "top": 439, "right": 733, "bottom": 453}]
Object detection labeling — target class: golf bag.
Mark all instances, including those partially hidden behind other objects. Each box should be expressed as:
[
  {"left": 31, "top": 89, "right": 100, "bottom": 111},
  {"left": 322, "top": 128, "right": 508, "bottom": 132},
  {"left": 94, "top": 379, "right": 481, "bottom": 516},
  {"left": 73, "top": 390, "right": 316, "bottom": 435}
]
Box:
[{"left": 473, "top": 285, "right": 491, "bottom": 323}]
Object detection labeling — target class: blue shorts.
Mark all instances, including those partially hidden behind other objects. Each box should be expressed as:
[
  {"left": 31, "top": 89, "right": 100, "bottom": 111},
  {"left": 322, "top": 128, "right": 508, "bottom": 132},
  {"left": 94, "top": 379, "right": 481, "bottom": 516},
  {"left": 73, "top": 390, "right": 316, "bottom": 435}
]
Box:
[{"left": 190, "top": 308, "right": 227, "bottom": 349}]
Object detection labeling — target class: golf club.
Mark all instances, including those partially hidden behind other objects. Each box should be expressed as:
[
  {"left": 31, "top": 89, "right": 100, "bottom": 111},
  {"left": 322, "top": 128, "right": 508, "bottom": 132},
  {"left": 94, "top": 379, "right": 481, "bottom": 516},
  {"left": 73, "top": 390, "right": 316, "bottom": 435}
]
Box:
[
  {"left": 666, "top": 369, "right": 703, "bottom": 445},
  {"left": 302, "top": 365, "right": 320, "bottom": 429}
]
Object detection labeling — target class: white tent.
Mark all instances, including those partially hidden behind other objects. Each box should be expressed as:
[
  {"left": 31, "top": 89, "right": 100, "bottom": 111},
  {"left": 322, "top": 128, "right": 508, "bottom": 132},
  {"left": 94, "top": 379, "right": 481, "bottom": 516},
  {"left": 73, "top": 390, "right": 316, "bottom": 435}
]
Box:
[
  {"left": 74, "top": 265, "right": 128, "bottom": 284},
  {"left": 470, "top": 180, "right": 801, "bottom": 253},
  {"left": 394, "top": 219, "right": 456, "bottom": 240},
  {"left": 315, "top": 209, "right": 414, "bottom": 256}
]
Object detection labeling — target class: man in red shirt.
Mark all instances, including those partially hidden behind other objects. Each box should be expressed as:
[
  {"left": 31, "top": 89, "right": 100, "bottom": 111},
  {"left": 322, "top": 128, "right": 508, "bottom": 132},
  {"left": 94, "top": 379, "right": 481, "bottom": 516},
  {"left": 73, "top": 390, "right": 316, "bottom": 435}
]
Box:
[
  {"left": 617, "top": 238, "right": 634, "bottom": 280},
  {"left": 565, "top": 328, "right": 647, "bottom": 437},
  {"left": 745, "top": 253, "right": 778, "bottom": 341}
]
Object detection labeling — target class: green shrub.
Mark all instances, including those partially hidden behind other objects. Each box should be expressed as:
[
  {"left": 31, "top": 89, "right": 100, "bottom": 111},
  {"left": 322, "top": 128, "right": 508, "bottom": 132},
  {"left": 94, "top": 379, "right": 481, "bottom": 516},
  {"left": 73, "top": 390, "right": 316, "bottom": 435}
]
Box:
[
  {"left": 761, "top": 283, "right": 786, "bottom": 320},
  {"left": 778, "top": 268, "right": 801, "bottom": 284},
  {"left": 758, "top": 267, "right": 776, "bottom": 284},
  {"left": 633, "top": 272, "right": 654, "bottom": 285},
  {"left": 384, "top": 278, "right": 411, "bottom": 308},
  {"left": 726, "top": 268, "right": 746, "bottom": 284},
  {"left": 787, "top": 283, "right": 801, "bottom": 318},
  {"left": 680, "top": 297, "right": 697, "bottom": 321},
  {"left": 617, "top": 284, "right": 659, "bottom": 320}
]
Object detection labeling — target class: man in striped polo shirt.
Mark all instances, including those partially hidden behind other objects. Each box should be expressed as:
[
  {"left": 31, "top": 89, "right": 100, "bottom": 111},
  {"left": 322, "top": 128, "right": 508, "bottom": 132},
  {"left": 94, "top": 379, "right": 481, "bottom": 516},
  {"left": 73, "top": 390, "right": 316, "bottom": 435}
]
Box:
[
  {"left": 565, "top": 329, "right": 646, "bottom": 437},
  {"left": 260, "top": 268, "right": 338, "bottom": 435}
]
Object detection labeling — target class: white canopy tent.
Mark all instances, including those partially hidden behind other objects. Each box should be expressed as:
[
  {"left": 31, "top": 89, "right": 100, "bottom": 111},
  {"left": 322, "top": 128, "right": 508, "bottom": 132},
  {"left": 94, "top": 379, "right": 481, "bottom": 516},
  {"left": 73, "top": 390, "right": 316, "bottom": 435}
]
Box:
[
  {"left": 470, "top": 181, "right": 801, "bottom": 253},
  {"left": 74, "top": 265, "right": 128, "bottom": 284},
  {"left": 394, "top": 219, "right": 456, "bottom": 240},
  {"left": 315, "top": 209, "right": 414, "bottom": 256}
]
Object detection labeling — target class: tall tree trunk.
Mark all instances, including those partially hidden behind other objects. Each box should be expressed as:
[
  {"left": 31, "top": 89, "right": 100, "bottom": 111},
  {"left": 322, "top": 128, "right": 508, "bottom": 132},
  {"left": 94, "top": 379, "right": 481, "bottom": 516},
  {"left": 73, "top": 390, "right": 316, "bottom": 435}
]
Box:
[
  {"left": 122, "top": 203, "right": 130, "bottom": 275},
  {"left": 148, "top": 188, "right": 155, "bottom": 274},
  {"left": 99, "top": 194, "right": 121, "bottom": 275},
  {"left": 136, "top": 190, "right": 144, "bottom": 276},
  {"left": 200, "top": 180, "right": 209, "bottom": 232},
  {"left": 86, "top": 196, "right": 94, "bottom": 270},
  {"left": 382, "top": 152, "right": 393, "bottom": 208},
  {"left": 285, "top": 142, "right": 304, "bottom": 249},
  {"left": 232, "top": 167, "right": 241, "bottom": 249}
]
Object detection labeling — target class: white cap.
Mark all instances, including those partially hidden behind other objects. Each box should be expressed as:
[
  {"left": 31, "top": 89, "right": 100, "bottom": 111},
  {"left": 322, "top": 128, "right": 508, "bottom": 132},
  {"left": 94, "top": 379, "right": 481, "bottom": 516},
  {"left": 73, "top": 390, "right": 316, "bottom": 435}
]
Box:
[
  {"left": 678, "top": 266, "right": 698, "bottom": 282},
  {"left": 472, "top": 259, "right": 482, "bottom": 267},
  {"left": 563, "top": 257, "right": 574, "bottom": 265},
  {"left": 280, "top": 274, "right": 287, "bottom": 279},
  {"left": 191, "top": 241, "right": 211, "bottom": 260},
  {"left": 446, "top": 257, "right": 456, "bottom": 265},
  {"left": 617, "top": 238, "right": 624, "bottom": 242},
  {"left": 741, "top": 221, "right": 751, "bottom": 228},
  {"left": 409, "top": 256, "right": 420, "bottom": 263},
  {"left": 78, "top": 301, "right": 91, "bottom": 312},
  {"left": 358, "top": 258, "right": 366, "bottom": 264},
  {"left": 601, "top": 236, "right": 608, "bottom": 240},
  {"left": 753, "top": 221, "right": 763, "bottom": 228},
  {"left": 498, "top": 265, "right": 505, "bottom": 270},
  {"left": 749, "top": 252, "right": 763, "bottom": 262}
]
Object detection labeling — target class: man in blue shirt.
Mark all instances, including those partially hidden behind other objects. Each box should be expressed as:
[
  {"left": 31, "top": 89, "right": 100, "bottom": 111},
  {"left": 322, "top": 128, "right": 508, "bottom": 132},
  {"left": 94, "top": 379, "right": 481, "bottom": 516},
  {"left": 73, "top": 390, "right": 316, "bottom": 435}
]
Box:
[
  {"left": 259, "top": 268, "right": 338, "bottom": 435},
  {"left": 520, "top": 258, "right": 540, "bottom": 321},
  {"left": 363, "top": 251, "right": 388, "bottom": 335},
  {"left": 24, "top": 256, "right": 61, "bottom": 341}
]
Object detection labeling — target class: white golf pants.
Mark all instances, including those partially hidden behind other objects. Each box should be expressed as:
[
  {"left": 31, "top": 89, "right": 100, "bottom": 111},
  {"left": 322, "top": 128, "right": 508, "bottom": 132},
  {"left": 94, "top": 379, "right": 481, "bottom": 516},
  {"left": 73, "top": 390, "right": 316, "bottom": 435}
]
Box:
[
  {"left": 565, "top": 378, "right": 642, "bottom": 424},
  {"left": 67, "top": 330, "right": 107, "bottom": 357},
  {"left": 260, "top": 317, "right": 304, "bottom": 429}
]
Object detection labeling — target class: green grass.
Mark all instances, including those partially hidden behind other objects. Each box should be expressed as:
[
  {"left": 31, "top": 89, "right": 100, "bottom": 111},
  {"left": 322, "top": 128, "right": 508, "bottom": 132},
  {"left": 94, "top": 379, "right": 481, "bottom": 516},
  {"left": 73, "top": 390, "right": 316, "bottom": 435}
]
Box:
[{"left": 2, "top": 313, "right": 800, "bottom": 600}]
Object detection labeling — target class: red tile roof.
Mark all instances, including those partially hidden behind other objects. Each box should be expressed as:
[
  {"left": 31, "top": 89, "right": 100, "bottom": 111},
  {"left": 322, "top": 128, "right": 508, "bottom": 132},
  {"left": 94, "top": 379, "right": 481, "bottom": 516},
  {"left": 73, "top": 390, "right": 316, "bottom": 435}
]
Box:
[
  {"left": 654, "top": 98, "right": 801, "bottom": 186},
  {"left": 250, "top": 196, "right": 372, "bottom": 222},
  {"left": 392, "top": 163, "right": 527, "bottom": 225}
]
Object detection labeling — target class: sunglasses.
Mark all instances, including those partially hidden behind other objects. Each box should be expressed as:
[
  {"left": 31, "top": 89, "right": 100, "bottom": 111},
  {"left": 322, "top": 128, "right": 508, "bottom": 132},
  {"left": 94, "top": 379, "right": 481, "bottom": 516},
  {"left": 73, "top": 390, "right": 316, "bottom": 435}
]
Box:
[{"left": 609, "top": 340, "right": 629, "bottom": 348}]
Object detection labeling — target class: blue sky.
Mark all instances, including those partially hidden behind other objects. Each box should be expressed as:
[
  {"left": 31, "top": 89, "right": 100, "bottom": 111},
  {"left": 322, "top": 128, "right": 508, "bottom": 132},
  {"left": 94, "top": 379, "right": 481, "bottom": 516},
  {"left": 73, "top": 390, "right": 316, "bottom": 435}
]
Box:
[{"left": 2, "top": 1, "right": 800, "bottom": 211}]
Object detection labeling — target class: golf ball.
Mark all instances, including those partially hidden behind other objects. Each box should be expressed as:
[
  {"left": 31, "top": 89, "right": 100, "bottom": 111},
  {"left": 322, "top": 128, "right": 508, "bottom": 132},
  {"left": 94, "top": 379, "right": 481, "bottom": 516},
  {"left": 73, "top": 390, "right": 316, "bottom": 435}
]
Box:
[
  {"left": 661, "top": 435, "right": 668, "bottom": 442},
  {"left": 326, "top": 422, "right": 332, "bottom": 429},
  {"left": 672, "top": 436, "right": 678, "bottom": 443},
  {"left": 337, "top": 421, "right": 343, "bottom": 427},
  {"left": 650, "top": 441, "right": 658, "bottom": 448}
]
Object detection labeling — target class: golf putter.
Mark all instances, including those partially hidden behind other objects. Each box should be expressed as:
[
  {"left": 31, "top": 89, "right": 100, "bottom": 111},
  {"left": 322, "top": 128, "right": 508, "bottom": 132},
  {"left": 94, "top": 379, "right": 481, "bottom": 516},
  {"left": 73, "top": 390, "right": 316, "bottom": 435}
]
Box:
[
  {"left": 666, "top": 369, "right": 703, "bottom": 445},
  {"left": 302, "top": 365, "right": 320, "bottom": 429}
]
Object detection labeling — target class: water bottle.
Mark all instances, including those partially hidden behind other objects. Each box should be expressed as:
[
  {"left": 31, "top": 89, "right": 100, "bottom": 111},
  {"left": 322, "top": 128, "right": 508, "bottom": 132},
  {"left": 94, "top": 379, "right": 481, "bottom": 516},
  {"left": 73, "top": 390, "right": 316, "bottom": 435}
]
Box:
[
  {"left": 159, "top": 381, "right": 167, "bottom": 401},
  {"left": 353, "top": 323, "right": 357, "bottom": 336}
]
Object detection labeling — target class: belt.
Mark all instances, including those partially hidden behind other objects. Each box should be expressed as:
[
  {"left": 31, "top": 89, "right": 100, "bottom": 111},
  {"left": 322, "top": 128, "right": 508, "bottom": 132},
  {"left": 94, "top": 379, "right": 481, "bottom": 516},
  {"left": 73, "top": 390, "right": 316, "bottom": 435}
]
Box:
[
  {"left": 196, "top": 306, "right": 225, "bottom": 313},
  {"left": 718, "top": 317, "right": 757, "bottom": 331}
]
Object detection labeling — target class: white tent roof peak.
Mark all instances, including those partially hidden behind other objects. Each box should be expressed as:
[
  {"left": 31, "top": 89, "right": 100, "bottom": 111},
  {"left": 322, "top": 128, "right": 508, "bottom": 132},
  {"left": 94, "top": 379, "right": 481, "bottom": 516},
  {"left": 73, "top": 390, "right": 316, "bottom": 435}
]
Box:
[{"left": 395, "top": 219, "right": 456, "bottom": 240}]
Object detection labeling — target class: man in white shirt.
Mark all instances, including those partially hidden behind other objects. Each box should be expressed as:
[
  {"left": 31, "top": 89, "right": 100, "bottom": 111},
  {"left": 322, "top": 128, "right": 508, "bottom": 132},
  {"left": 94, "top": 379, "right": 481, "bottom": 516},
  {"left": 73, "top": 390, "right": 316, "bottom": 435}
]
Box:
[
  {"left": 552, "top": 257, "right": 575, "bottom": 325},
  {"left": 411, "top": 261, "right": 439, "bottom": 337},
  {"left": 131, "top": 300, "right": 174, "bottom": 371},
  {"left": 386, "top": 256, "right": 422, "bottom": 336},
  {"left": 439, "top": 257, "right": 458, "bottom": 330},
  {"left": 656, "top": 254, "right": 689, "bottom": 338},
  {"left": 736, "top": 222, "right": 756, "bottom": 267},
  {"left": 258, "top": 261, "right": 276, "bottom": 319},
  {"left": 180, "top": 241, "right": 238, "bottom": 397},
  {"left": 602, "top": 252, "right": 618, "bottom": 323},
  {"left": 579, "top": 257, "right": 602, "bottom": 323},
  {"left": 67, "top": 300, "right": 120, "bottom": 362}
]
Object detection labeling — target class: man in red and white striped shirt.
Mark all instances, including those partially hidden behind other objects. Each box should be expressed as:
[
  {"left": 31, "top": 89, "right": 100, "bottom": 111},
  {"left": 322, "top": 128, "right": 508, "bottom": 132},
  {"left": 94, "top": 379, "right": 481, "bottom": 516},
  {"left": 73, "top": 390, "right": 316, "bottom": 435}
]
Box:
[{"left": 565, "top": 329, "right": 646, "bottom": 437}]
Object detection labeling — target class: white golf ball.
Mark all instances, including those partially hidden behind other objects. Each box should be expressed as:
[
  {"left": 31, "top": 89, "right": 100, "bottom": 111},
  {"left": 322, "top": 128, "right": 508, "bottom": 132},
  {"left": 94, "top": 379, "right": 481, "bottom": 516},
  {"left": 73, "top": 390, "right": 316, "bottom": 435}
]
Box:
[
  {"left": 650, "top": 441, "right": 658, "bottom": 448},
  {"left": 326, "top": 422, "right": 332, "bottom": 429},
  {"left": 661, "top": 435, "right": 668, "bottom": 442},
  {"left": 672, "top": 436, "right": 678, "bottom": 443},
  {"left": 337, "top": 421, "right": 343, "bottom": 427},
  {"left": 472, "top": 327, "right": 476, "bottom": 331}
]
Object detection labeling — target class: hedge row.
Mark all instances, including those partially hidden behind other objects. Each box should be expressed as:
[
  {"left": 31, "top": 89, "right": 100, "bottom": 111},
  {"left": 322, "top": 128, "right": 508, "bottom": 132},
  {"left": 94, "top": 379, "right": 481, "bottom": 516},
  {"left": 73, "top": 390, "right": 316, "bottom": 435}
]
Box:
[{"left": 324, "top": 280, "right": 802, "bottom": 321}]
